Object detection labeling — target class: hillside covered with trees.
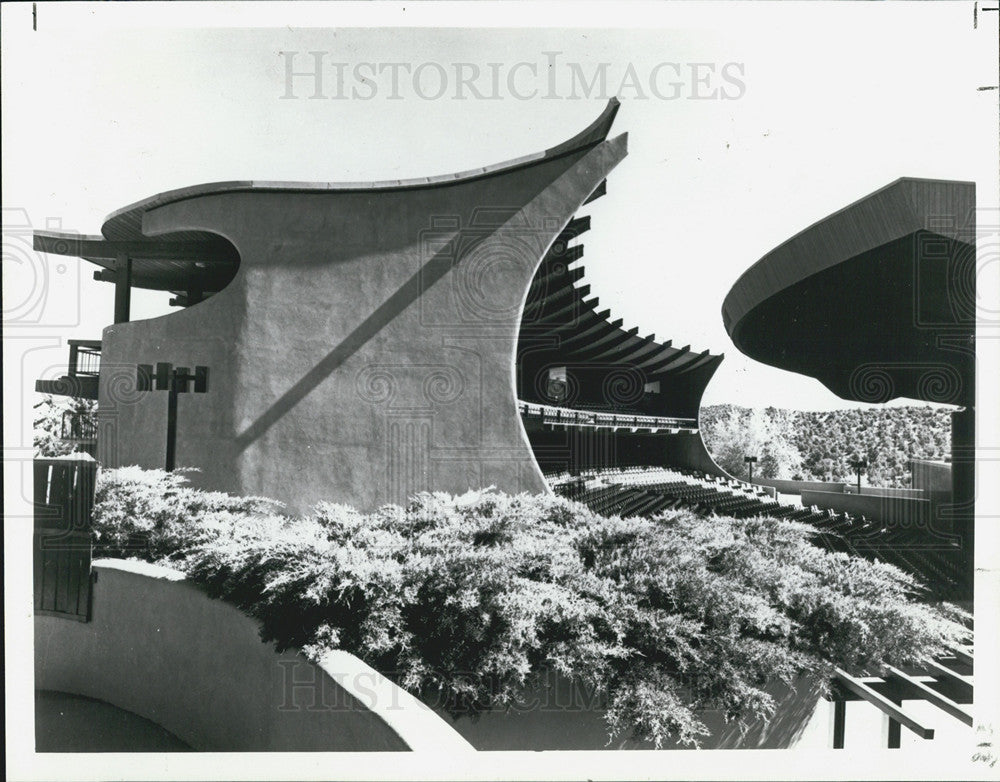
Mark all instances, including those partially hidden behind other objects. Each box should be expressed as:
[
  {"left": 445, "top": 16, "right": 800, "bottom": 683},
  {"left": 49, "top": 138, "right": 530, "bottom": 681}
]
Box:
[{"left": 700, "top": 405, "right": 952, "bottom": 488}]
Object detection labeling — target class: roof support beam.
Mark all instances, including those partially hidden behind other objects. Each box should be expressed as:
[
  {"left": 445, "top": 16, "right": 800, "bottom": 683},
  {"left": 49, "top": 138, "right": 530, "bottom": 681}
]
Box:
[
  {"left": 924, "top": 659, "right": 974, "bottom": 699},
  {"left": 671, "top": 349, "right": 714, "bottom": 374},
  {"left": 534, "top": 296, "right": 599, "bottom": 327},
  {"left": 641, "top": 345, "right": 691, "bottom": 375},
  {"left": 558, "top": 215, "right": 591, "bottom": 243},
  {"left": 114, "top": 253, "right": 131, "bottom": 324},
  {"left": 583, "top": 180, "right": 607, "bottom": 205},
  {"left": 556, "top": 314, "right": 621, "bottom": 349},
  {"left": 611, "top": 335, "right": 663, "bottom": 365},
  {"left": 885, "top": 666, "right": 973, "bottom": 727},
  {"left": 567, "top": 326, "right": 639, "bottom": 361},
  {"left": 529, "top": 264, "right": 585, "bottom": 296},
  {"left": 523, "top": 284, "right": 590, "bottom": 319},
  {"left": 951, "top": 647, "right": 974, "bottom": 667}
]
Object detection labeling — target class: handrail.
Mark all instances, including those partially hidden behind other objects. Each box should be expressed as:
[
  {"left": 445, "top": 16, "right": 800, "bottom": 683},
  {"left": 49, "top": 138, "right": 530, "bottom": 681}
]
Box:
[
  {"left": 517, "top": 400, "right": 697, "bottom": 431},
  {"left": 68, "top": 341, "right": 101, "bottom": 378},
  {"left": 61, "top": 411, "right": 97, "bottom": 440}
]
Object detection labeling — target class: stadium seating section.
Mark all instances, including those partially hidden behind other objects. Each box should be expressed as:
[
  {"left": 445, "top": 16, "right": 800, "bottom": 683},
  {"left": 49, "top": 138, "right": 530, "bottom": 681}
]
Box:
[{"left": 548, "top": 467, "right": 966, "bottom": 601}]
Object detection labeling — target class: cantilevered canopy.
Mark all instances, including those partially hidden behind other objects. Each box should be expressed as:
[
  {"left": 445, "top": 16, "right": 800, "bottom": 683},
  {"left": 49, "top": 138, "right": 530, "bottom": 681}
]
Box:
[
  {"left": 722, "top": 178, "right": 975, "bottom": 406},
  {"left": 33, "top": 231, "right": 239, "bottom": 295}
]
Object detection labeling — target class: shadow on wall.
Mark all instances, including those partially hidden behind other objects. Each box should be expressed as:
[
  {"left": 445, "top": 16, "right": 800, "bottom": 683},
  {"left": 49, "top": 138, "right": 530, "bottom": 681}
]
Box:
[
  {"left": 36, "top": 690, "right": 193, "bottom": 752},
  {"left": 436, "top": 669, "right": 825, "bottom": 751},
  {"left": 231, "top": 230, "right": 494, "bottom": 455}
]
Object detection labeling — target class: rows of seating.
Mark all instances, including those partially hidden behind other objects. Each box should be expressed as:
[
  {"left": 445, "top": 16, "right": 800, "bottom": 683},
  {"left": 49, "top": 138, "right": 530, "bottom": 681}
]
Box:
[{"left": 547, "top": 466, "right": 966, "bottom": 601}]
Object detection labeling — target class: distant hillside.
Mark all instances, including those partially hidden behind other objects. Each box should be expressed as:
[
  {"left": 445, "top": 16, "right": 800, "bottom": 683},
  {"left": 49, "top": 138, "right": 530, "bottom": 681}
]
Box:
[{"left": 700, "top": 404, "right": 952, "bottom": 488}]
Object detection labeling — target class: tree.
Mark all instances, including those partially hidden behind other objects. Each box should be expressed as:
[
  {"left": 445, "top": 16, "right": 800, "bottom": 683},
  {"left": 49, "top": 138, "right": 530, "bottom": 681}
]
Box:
[
  {"left": 34, "top": 395, "right": 97, "bottom": 457},
  {"left": 703, "top": 408, "right": 803, "bottom": 480},
  {"left": 702, "top": 404, "right": 953, "bottom": 489}
]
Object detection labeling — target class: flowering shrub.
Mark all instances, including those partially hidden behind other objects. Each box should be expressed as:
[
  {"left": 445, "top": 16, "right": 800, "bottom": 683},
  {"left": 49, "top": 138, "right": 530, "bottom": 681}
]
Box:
[{"left": 92, "top": 468, "right": 969, "bottom": 748}]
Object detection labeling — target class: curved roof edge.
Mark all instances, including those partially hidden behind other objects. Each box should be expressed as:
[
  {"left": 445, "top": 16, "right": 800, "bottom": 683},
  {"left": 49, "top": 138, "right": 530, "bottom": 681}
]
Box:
[
  {"left": 721, "top": 177, "right": 976, "bottom": 340},
  {"left": 101, "top": 99, "right": 621, "bottom": 241}
]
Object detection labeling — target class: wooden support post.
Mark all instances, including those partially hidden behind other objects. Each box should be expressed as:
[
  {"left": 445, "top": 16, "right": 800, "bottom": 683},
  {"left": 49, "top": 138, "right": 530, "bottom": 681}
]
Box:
[
  {"left": 887, "top": 698, "right": 902, "bottom": 749},
  {"left": 113, "top": 253, "right": 132, "bottom": 324},
  {"left": 832, "top": 700, "right": 846, "bottom": 749},
  {"left": 834, "top": 668, "right": 934, "bottom": 740},
  {"left": 165, "top": 369, "right": 179, "bottom": 472},
  {"left": 68, "top": 343, "right": 80, "bottom": 377},
  {"left": 885, "top": 665, "right": 974, "bottom": 727}
]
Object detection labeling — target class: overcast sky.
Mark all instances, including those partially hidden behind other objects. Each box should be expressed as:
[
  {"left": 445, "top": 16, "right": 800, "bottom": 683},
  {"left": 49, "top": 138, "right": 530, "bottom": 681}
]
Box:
[{"left": 4, "top": 2, "right": 997, "bottom": 413}]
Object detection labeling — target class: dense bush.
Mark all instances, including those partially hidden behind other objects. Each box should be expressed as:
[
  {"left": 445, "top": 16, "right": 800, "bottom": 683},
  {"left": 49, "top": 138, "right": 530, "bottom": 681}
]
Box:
[
  {"left": 91, "top": 466, "right": 283, "bottom": 562},
  {"left": 92, "top": 468, "right": 969, "bottom": 748},
  {"left": 702, "top": 404, "right": 952, "bottom": 487}
]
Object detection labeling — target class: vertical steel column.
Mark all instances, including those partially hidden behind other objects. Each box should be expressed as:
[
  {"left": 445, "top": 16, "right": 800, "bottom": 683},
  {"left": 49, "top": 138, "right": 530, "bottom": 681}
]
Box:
[
  {"left": 68, "top": 343, "right": 80, "bottom": 377},
  {"left": 114, "top": 253, "right": 132, "bottom": 324},
  {"left": 165, "top": 369, "right": 181, "bottom": 471}
]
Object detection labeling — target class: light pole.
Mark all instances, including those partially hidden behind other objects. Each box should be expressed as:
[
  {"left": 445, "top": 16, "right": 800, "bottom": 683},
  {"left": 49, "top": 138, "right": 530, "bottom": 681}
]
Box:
[
  {"left": 744, "top": 455, "right": 758, "bottom": 483},
  {"left": 137, "top": 363, "right": 209, "bottom": 471},
  {"left": 850, "top": 458, "right": 868, "bottom": 494}
]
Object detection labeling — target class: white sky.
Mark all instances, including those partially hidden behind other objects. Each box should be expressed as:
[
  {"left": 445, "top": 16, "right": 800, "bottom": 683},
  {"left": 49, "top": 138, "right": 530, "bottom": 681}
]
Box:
[{"left": 3, "top": 2, "right": 998, "bottom": 414}]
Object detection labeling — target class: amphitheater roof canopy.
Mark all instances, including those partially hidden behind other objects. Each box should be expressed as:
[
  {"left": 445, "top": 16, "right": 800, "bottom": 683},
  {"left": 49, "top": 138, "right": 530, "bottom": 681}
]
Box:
[
  {"left": 517, "top": 212, "right": 723, "bottom": 421},
  {"left": 33, "top": 100, "right": 621, "bottom": 296},
  {"left": 722, "top": 178, "right": 975, "bottom": 406}
]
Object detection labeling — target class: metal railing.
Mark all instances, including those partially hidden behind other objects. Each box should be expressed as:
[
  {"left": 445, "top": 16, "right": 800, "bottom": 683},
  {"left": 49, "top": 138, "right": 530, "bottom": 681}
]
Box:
[
  {"left": 61, "top": 411, "right": 97, "bottom": 441},
  {"left": 517, "top": 400, "right": 697, "bottom": 431},
  {"left": 67, "top": 340, "right": 102, "bottom": 377}
]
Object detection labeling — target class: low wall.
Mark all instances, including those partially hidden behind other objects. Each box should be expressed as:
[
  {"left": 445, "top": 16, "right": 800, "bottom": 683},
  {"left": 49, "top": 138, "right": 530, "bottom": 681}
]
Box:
[
  {"left": 801, "top": 490, "right": 931, "bottom": 526},
  {"left": 35, "top": 560, "right": 474, "bottom": 752},
  {"left": 911, "top": 459, "right": 952, "bottom": 494},
  {"left": 435, "top": 669, "right": 824, "bottom": 751},
  {"left": 754, "top": 479, "right": 847, "bottom": 496},
  {"left": 843, "top": 486, "right": 926, "bottom": 499}
]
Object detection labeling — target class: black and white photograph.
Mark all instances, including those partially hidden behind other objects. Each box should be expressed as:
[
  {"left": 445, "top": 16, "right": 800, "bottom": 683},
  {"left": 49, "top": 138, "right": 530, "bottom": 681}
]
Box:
[{"left": 3, "top": 2, "right": 999, "bottom": 780}]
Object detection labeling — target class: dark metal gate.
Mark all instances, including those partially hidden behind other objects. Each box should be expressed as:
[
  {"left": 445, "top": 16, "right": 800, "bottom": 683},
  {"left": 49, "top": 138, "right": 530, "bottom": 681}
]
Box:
[{"left": 33, "top": 458, "right": 96, "bottom": 621}]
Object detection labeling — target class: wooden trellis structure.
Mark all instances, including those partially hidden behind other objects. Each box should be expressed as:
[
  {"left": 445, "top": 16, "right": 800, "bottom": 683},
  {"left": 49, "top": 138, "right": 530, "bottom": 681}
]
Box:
[{"left": 829, "top": 645, "right": 974, "bottom": 748}]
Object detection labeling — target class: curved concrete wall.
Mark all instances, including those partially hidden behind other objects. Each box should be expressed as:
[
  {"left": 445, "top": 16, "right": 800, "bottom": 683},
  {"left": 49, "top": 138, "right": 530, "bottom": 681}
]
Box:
[
  {"left": 435, "top": 668, "right": 824, "bottom": 751},
  {"left": 844, "top": 486, "right": 926, "bottom": 499},
  {"left": 98, "top": 136, "right": 627, "bottom": 514},
  {"left": 755, "top": 478, "right": 848, "bottom": 496},
  {"left": 34, "top": 560, "right": 473, "bottom": 752}
]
